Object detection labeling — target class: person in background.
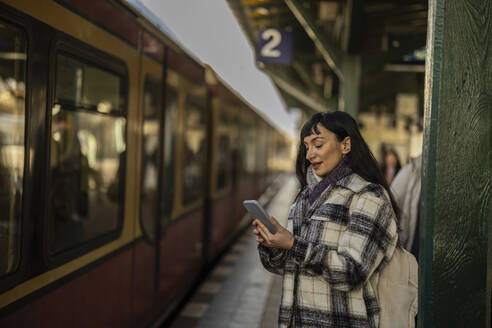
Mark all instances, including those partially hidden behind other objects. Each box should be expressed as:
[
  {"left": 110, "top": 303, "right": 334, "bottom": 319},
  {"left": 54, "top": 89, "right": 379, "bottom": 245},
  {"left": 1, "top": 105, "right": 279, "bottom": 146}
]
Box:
[
  {"left": 390, "top": 155, "right": 422, "bottom": 260},
  {"left": 252, "top": 111, "right": 402, "bottom": 328},
  {"left": 381, "top": 148, "right": 401, "bottom": 185}
]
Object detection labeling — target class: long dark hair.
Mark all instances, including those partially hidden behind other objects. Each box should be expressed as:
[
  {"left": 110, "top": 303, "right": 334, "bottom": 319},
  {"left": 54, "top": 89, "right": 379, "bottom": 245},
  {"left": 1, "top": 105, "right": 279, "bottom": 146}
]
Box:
[
  {"left": 295, "top": 111, "right": 400, "bottom": 222},
  {"left": 381, "top": 148, "right": 402, "bottom": 180}
]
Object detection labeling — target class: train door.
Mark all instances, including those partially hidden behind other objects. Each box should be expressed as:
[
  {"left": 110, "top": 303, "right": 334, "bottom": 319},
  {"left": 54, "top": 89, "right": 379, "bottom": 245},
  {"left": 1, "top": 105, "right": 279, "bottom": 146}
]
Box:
[
  {"left": 238, "top": 108, "right": 257, "bottom": 202},
  {"left": 132, "top": 53, "right": 163, "bottom": 326},
  {"left": 155, "top": 65, "right": 208, "bottom": 312},
  {"left": 208, "top": 99, "right": 234, "bottom": 255},
  {"left": 229, "top": 106, "right": 242, "bottom": 228}
]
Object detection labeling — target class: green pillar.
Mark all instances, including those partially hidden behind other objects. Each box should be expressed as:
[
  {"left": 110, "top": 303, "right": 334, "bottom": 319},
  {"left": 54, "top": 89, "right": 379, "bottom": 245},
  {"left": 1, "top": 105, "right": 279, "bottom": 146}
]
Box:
[
  {"left": 421, "top": 0, "right": 492, "bottom": 327},
  {"left": 340, "top": 55, "right": 361, "bottom": 118}
]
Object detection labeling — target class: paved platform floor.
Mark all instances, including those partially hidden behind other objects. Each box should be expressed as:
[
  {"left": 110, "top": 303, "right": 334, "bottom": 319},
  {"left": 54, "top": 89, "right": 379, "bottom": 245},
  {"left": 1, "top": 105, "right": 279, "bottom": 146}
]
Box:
[{"left": 169, "top": 175, "right": 298, "bottom": 328}]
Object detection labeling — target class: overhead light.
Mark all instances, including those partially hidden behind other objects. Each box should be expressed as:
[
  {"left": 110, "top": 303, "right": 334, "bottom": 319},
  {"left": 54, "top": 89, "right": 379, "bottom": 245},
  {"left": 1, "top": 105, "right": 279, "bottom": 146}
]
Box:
[
  {"left": 52, "top": 104, "right": 61, "bottom": 116},
  {"left": 0, "top": 52, "right": 27, "bottom": 60},
  {"left": 319, "top": 2, "right": 338, "bottom": 22},
  {"left": 255, "top": 7, "right": 269, "bottom": 16},
  {"left": 97, "top": 101, "right": 112, "bottom": 113}
]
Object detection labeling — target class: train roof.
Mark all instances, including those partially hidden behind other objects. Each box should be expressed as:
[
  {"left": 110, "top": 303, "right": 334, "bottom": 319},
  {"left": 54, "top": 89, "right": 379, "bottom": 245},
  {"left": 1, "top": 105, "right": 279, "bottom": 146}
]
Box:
[
  {"left": 121, "top": 0, "right": 289, "bottom": 138},
  {"left": 121, "top": 0, "right": 206, "bottom": 69},
  {"left": 209, "top": 67, "right": 280, "bottom": 131},
  {"left": 123, "top": 0, "right": 175, "bottom": 39}
]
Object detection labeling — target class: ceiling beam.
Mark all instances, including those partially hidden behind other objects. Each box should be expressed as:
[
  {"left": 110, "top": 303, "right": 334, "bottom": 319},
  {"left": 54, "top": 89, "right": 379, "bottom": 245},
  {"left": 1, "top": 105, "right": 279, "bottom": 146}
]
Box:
[
  {"left": 363, "top": 38, "right": 426, "bottom": 74},
  {"left": 241, "top": 0, "right": 280, "bottom": 6},
  {"left": 285, "top": 0, "right": 344, "bottom": 79},
  {"left": 292, "top": 62, "right": 324, "bottom": 96},
  {"left": 384, "top": 64, "right": 425, "bottom": 73},
  {"left": 264, "top": 68, "right": 337, "bottom": 112},
  {"left": 366, "top": 6, "right": 427, "bottom": 18},
  {"left": 247, "top": 7, "right": 290, "bottom": 18},
  {"left": 293, "top": 52, "right": 324, "bottom": 63},
  {"left": 227, "top": 0, "right": 257, "bottom": 45}
]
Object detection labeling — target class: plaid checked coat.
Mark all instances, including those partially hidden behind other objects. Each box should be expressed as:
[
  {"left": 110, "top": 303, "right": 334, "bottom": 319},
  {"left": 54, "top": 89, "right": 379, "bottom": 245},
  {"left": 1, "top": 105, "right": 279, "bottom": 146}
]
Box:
[{"left": 258, "top": 169, "right": 398, "bottom": 328}]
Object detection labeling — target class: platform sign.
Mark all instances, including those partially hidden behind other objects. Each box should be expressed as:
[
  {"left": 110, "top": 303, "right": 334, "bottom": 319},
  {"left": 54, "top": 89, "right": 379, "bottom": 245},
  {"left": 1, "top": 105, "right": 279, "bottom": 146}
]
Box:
[{"left": 257, "top": 28, "right": 292, "bottom": 65}]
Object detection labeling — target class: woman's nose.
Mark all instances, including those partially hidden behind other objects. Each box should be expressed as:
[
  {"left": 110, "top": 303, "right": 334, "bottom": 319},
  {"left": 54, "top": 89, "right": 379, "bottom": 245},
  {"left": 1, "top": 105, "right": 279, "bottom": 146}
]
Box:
[{"left": 306, "top": 148, "right": 314, "bottom": 160}]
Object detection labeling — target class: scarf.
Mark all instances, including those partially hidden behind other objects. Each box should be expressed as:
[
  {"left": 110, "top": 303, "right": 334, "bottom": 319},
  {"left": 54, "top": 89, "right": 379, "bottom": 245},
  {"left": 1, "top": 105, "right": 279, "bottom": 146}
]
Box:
[
  {"left": 291, "top": 157, "right": 353, "bottom": 237},
  {"left": 307, "top": 156, "right": 352, "bottom": 205}
]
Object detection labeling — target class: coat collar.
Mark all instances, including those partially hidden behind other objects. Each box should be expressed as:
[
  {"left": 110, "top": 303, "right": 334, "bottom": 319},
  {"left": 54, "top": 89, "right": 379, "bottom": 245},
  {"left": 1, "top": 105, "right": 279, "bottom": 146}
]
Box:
[
  {"left": 307, "top": 156, "right": 352, "bottom": 190},
  {"left": 306, "top": 163, "right": 372, "bottom": 195},
  {"left": 307, "top": 156, "right": 353, "bottom": 205},
  {"left": 335, "top": 173, "right": 372, "bottom": 193}
]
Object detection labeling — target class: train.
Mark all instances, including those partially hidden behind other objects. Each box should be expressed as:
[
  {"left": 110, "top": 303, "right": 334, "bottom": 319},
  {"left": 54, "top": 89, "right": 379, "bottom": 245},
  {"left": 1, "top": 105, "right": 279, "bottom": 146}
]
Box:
[{"left": 0, "top": 0, "right": 293, "bottom": 326}]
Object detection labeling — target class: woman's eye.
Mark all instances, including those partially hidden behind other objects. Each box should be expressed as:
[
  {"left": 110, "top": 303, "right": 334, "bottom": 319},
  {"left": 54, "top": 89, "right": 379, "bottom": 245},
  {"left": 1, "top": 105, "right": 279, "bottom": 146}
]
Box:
[{"left": 314, "top": 144, "right": 323, "bottom": 149}]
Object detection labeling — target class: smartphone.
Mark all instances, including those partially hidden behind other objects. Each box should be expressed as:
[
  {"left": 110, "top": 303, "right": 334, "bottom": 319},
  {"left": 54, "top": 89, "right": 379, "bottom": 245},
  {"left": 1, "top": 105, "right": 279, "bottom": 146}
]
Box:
[{"left": 243, "top": 200, "right": 277, "bottom": 234}]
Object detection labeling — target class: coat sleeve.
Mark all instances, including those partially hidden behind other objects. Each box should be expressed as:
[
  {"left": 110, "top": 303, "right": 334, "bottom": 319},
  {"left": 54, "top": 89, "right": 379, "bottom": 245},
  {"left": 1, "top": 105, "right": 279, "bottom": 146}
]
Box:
[
  {"left": 390, "top": 164, "right": 411, "bottom": 207},
  {"left": 257, "top": 210, "right": 296, "bottom": 275},
  {"left": 290, "top": 189, "right": 398, "bottom": 291},
  {"left": 391, "top": 162, "right": 418, "bottom": 249},
  {"left": 257, "top": 244, "right": 289, "bottom": 275}
]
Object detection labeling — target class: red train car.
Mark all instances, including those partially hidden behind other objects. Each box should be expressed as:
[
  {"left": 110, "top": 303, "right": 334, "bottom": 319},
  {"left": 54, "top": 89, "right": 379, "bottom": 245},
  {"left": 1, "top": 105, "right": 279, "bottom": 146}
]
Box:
[{"left": 0, "top": 0, "right": 292, "bottom": 326}]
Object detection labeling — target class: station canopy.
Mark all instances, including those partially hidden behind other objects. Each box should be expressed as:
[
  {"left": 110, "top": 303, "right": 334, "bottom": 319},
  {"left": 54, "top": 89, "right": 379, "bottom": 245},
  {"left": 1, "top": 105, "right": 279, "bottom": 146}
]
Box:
[{"left": 227, "top": 0, "right": 428, "bottom": 117}]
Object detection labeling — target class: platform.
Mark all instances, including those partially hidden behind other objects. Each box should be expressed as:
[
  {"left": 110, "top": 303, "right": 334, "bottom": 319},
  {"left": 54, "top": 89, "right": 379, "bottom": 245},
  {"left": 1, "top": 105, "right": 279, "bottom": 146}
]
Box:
[{"left": 168, "top": 175, "right": 299, "bottom": 328}]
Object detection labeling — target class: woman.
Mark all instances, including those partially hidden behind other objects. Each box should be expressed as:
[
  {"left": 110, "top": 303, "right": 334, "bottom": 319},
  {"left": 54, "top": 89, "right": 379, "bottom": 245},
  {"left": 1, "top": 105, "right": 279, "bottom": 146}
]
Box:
[
  {"left": 253, "top": 111, "right": 400, "bottom": 328},
  {"left": 381, "top": 148, "right": 401, "bottom": 185}
]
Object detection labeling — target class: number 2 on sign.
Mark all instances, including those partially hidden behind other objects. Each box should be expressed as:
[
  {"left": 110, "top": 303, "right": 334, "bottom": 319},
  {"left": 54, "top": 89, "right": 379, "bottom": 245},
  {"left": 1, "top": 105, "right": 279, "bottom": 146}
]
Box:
[{"left": 260, "top": 29, "right": 282, "bottom": 58}]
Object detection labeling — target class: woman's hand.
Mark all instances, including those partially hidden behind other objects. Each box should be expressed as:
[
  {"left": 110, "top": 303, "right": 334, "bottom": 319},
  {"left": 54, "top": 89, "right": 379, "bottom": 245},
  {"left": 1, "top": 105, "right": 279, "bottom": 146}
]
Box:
[{"left": 252, "top": 217, "right": 294, "bottom": 250}]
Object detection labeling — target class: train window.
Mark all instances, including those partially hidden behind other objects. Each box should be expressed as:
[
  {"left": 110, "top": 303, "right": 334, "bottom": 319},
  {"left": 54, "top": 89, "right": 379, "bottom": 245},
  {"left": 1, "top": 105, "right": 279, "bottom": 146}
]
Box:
[
  {"left": 229, "top": 115, "right": 239, "bottom": 187},
  {"left": 181, "top": 94, "right": 207, "bottom": 206},
  {"left": 238, "top": 116, "right": 250, "bottom": 178},
  {"left": 55, "top": 54, "right": 123, "bottom": 113},
  {"left": 161, "top": 87, "right": 178, "bottom": 219},
  {"left": 257, "top": 123, "right": 268, "bottom": 176},
  {"left": 244, "top": 121, "right": 256, "bottom": 176},
  {"left": 140, "top": 75, "right": 161, "bottom": 241},
  {"left": 0, "top": 22, "right": 26, "bottom": 276},
  {"left": 215, "top": 108, "right": 230, "bottom": 191},
  {"left": 48, "top": 53, "right": 126, "bottom": 255},
  {"left": 216, "top": 135, "right": 229, "bottom": 190}
]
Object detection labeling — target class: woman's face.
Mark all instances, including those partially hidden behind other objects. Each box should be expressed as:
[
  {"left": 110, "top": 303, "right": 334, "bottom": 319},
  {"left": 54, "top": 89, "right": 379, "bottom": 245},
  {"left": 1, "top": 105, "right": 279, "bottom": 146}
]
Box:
[
  {"left": 303, "top": 124, "right": 350, "bottom": 177},
  {"left": 385, "top": 152, "right": 397, "bottom": 166}
]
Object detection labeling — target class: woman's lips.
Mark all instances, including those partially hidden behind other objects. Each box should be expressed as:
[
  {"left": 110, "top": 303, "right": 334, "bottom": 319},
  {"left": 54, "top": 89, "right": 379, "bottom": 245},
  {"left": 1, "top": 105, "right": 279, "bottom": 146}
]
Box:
[{"left": 313, "top": 162, "right": 321, "bottom": 170}]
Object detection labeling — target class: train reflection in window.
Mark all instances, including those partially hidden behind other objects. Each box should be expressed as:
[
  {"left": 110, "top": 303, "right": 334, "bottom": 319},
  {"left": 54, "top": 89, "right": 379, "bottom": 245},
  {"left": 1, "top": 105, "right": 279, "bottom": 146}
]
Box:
[
  {"left": 244, "top": 120, "right": 256, "bottom": 176},
  {"left": 215, "top": 108, "right": 231, "bottom": 192},
  {"left": 48, "top": 53, "right": 126, "bottom": 255},
  {"left": 56, "top": 54, "right": 123, "bottom": 113},
  {"left": 181, "top": 94, "right": 206, "bottom": 206},
  {"left": 216, "top": 135, "right": 229, "bottom": 191},
  {"left": 140, "top": 75, "right": 161, "bottom": 241},
  {"left": 0, "top": 22, "right": 26, "bottom": 276},
  {"left": 161, "top": 87, "right": 177, "bottom": 220}
]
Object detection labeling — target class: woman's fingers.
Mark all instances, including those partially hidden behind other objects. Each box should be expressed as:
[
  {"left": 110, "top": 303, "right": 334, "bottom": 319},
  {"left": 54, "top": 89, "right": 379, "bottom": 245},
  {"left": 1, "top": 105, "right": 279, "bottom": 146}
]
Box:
[
  {"left": 257, "top": 225, "right": 268, "bottom": 240},
  {"left": 256, "top": 222, "right": 273, "bottom": 242},
  {"left": 253, "top": 219, "right": 280, "bottom": 247},
  {"left": 269, "top": 217, "right": 282, "bottom": 231},
  {"left": 252, "top": 220, "right": 266, "bottom": 243}
]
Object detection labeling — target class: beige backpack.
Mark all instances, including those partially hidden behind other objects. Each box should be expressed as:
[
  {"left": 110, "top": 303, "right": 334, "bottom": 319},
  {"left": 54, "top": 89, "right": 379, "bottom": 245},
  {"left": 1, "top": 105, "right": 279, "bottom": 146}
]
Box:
[{"left": 350, "top": 192, "right": 418, "bottom": 328}]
